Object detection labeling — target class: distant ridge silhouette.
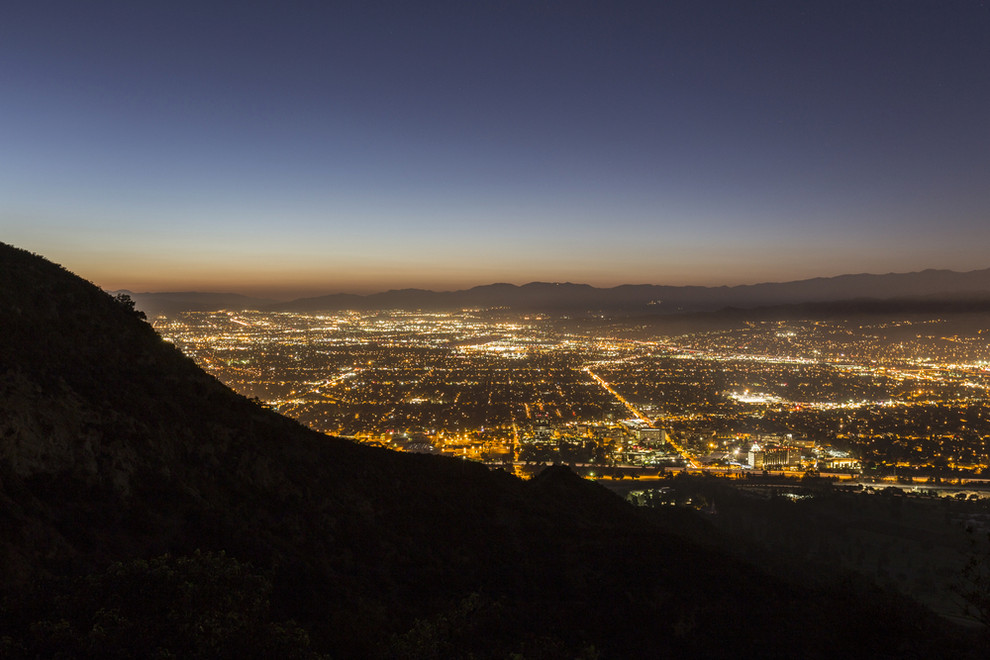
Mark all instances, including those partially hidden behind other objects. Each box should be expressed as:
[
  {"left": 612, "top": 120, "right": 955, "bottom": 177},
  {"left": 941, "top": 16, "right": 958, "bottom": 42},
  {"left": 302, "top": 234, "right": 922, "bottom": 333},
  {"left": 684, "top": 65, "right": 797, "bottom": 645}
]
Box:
[
  {"left": 122, "top": 267, "right": 990, "bottom": 316},
  {"left": 272, "top": 269, "right": 990, "bottom": 313}
]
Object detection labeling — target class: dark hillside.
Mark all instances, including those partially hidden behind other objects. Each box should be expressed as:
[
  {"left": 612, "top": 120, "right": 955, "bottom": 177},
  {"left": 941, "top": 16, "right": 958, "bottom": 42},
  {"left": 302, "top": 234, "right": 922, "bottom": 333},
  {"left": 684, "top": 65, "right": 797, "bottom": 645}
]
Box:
[{"left": 0, "top": 243, "right": 978, "bottom": 657}]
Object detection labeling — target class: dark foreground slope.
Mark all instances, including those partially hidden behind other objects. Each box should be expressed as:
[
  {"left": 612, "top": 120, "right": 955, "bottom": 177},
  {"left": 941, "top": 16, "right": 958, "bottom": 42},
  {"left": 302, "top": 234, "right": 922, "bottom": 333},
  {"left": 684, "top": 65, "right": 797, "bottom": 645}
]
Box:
[{"left": 0, "top": 244, "right": 977, "bottom": 658}]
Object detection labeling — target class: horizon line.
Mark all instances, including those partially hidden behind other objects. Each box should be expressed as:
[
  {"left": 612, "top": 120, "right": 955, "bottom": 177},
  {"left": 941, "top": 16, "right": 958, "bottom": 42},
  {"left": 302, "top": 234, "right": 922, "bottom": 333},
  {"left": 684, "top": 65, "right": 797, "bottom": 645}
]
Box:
[{"left": 104, "top": 264, "right": 990, "bottom": 303}]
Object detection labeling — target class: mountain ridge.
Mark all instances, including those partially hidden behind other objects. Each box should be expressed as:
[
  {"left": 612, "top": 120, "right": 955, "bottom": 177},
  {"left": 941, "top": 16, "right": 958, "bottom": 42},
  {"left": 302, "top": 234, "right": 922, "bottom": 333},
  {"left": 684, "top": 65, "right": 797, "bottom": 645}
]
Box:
[{"left": 121, "top": 267, "right": 990, "bottom": 316}]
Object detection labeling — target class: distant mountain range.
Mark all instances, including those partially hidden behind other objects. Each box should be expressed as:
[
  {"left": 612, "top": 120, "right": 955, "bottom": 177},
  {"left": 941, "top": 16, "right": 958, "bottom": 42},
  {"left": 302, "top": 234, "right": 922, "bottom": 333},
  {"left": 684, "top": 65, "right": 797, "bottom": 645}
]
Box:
[{"left": 118, "top": 267, "right": 990, "bottom": 317}]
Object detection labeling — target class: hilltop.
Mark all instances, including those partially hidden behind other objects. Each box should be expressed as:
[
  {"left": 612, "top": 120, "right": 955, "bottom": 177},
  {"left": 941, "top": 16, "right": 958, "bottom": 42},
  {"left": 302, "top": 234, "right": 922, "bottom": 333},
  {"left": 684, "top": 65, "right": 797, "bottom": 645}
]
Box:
[{"left": 0, "top": 243, "right": 978, "bottom": 657}]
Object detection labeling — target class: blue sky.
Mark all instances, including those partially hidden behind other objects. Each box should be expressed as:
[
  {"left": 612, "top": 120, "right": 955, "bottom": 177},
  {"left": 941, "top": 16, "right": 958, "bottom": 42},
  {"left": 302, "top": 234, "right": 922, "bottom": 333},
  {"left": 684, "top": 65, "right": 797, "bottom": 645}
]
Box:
[{"left": 3, "top": 1, "right": 989, "bottom": 297}]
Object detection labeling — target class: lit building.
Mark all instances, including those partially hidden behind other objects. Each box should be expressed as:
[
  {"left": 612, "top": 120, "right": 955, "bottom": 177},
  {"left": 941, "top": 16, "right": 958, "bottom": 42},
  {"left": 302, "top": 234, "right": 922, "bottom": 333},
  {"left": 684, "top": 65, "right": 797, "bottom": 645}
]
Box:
[
  {"left": 637, "top": 427, "right": 667, "bottom": 446},
  {"left": 763, "top": 447, "right": 801, "bottom": 469},
  {"left": 748, "top": 444, "right": 764, "bottom": 469}
]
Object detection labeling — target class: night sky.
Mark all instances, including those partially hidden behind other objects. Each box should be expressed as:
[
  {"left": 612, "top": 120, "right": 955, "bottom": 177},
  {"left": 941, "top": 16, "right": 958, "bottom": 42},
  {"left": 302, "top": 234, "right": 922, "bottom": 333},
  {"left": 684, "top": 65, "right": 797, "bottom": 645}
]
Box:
[{"left": 3, "top": 1, "right": 989, "bottom": 297}]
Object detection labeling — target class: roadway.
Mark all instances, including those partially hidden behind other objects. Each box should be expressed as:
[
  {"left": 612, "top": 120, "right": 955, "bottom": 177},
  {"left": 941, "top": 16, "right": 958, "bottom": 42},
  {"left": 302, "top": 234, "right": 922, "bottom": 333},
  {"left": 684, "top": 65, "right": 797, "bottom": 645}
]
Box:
[{"left": 583, "top": 367, "right": 700, "bottom": 468}]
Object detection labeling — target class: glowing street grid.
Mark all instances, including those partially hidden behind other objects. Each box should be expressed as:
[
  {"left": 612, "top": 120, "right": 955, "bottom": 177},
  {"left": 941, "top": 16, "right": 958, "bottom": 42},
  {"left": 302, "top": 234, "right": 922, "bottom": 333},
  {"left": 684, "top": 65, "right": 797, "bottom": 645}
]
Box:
[{"left": 156, "top": 311, "right": 990, "bottom": 477}]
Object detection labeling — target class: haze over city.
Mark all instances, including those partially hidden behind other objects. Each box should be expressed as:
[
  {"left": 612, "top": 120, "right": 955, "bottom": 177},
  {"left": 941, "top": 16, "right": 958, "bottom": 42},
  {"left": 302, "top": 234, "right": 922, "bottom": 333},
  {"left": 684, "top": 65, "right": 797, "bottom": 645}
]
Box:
[{"left": 4, "top": 1, "right": 990, "bottom": 297}]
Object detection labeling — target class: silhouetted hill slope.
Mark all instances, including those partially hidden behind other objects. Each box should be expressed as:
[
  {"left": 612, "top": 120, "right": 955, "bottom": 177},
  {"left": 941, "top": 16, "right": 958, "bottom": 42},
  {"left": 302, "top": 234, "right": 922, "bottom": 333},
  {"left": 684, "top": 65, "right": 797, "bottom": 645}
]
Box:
[
  {"left": 271, "top": 269, "right": 990, "bottom": 314},
  {"left": 0, "top": 243, "right": 977, "bottom": 657}
]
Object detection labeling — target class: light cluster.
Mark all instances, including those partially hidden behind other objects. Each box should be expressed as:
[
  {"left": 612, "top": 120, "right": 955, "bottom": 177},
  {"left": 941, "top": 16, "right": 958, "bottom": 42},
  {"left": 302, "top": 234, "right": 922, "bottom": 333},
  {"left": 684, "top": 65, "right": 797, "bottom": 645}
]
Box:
[{"left": 156, "top": 312, "right": 990, "bottom": 476}]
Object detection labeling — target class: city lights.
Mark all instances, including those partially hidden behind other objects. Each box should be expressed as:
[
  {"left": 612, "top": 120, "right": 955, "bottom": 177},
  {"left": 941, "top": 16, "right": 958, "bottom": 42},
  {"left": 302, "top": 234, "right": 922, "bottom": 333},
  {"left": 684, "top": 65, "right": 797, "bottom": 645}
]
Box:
[{"left": 156, "top": 311, "right": 990, "bottom": 478}]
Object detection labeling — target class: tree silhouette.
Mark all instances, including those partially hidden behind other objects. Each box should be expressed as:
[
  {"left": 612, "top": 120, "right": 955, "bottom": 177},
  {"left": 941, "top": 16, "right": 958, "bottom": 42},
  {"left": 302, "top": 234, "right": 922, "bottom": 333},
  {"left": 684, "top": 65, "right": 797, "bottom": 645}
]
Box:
[{"left": 113, "top": 292, "right": 147, "bottom": 320}]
